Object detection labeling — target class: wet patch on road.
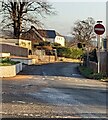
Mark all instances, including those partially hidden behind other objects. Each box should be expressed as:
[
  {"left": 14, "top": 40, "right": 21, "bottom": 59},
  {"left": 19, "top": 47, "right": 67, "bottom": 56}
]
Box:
[{"left": 27, "top": 87, "right": 85, "bottom": 106}]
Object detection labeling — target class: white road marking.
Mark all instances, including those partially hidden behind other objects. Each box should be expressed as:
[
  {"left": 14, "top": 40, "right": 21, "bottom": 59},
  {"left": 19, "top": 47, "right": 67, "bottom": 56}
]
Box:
[{"left": 17, "top": 101, "right": 26, "bottom": 104}]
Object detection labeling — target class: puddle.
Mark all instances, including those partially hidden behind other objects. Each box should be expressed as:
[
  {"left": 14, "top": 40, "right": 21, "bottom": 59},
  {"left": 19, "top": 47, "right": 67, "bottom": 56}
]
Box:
[{"left": 71, "top": 74, "right": 82, "bottom": 77}]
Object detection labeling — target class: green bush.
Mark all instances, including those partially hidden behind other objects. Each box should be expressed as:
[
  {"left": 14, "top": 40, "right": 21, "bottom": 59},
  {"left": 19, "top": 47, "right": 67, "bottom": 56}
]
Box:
[
  {"left": 79, "top": 66, "right": 93, "bottom": 78},
  {"left": 79, "top": 66, "right": 107, "bottom": 80},
  {"left": 0, "top": 57, "right": 10, "bottom": 63},
  {"left": 91, "top": 73, "right": 107, "bottom": 80},
  {"left": 0, "top": 57, "right": 20, "bottom": 66},
  {"left": 56, "top": 47, "right": 70, "bottom": 57},
  {"left": 69, "top": 47, "right": 84, "bottom": 59},
  {"left": 56, "top": 47, "right": 83, "bottom": 59},
  {"left": 51, "top": 42, "right": 61, "bottom": 47},
  {"left": 39, "top": 41, "right": 51, "bottom": 46}
]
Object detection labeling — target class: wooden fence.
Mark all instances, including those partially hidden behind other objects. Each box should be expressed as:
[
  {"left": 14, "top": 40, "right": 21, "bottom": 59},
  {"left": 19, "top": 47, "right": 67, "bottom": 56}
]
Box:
[
  {"left": 89, "top": 51, "right": 108, "bottom": 74},
  {"left": 0, "top": 44, "right": 28, "bottom": 57}
]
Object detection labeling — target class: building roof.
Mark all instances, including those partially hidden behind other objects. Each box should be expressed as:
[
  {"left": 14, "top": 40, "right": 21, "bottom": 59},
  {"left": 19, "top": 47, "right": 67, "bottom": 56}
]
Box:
[
  {"left": 21, "top": 26, "right": 59, "bottom": 42},
  {"left": 37, "top": 29, "right": 56, "bottom": 38},
  {"left": 20, "top": 27, "right": 43, "bottom": 42}
]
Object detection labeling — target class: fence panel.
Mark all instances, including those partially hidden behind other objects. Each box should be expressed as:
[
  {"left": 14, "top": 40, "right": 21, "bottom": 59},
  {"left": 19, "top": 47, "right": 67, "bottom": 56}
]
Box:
[{"left": 0, "top": 44, "right": 28, "bottom": 57}]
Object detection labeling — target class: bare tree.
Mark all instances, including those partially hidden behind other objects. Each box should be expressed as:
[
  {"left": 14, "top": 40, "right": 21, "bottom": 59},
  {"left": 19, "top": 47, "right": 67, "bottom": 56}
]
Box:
[
  {"left": 0, "top": 0, "right": 56, "bottom": 38},
  {"left": 72, "top": 17, "right": 96, "bottom": 46}
]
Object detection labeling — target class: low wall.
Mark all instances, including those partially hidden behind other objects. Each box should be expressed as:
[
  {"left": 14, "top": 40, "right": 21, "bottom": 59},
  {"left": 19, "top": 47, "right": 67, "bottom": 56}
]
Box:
[
  {"left": 29, "top": 55, "right": 56, "bottom": 63},
  {"left": 106, "top": 52, "right": 108, "bottom": 75},
  {"left": 89, "top": 61, "right": 98, "bottom": 73},
  {"left": 0, "top": 63, "right": 22, "bottom": 77},
  {"left": 63, "top": 58, "right": 80, "bottom": 62},
  {"left": 97, "top": 51, "right": 107, "bottom": 73},
  {"left": 11, "top": 58, "right": 35, "bottom": 65},
  {"left": 28, "top": 55, "right": 80, "bottom": 63},
  {"left": 0, "top": 53, "right": 10, "bottom": 57},
  {"left": 89, "top": 51, "right": 108, "bottom": 74},
  {"left": 35, "top": 55, "right": 55, "bottom": 62},
  {"left": 44, "top": 56, "right": 55, "bottom": 62},
  {"left": 58, "top": 57, "right": 65, "bottom": 61},
  {"left": 16, "top": 63, "right": 22, "bottom": 73},
  {"left": 28, "top": 55, "right": 39, "bottom": 63}
]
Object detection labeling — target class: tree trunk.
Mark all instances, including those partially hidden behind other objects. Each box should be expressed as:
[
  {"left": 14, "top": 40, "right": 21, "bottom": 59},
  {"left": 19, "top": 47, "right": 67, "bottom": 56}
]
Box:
[{"left": 13, "top": 2, "right": 24, "bottom": 38}]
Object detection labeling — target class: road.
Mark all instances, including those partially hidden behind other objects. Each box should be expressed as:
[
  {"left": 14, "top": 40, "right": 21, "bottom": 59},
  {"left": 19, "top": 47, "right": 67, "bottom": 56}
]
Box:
[{"left": 1, "top": 62, "right": 108, "bottom": 119}]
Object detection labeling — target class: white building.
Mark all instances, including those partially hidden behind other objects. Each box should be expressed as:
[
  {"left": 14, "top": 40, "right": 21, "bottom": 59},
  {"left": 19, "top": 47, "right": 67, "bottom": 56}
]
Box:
[{"left": 37, "top": 29, "right": 65, "bottom": 46}]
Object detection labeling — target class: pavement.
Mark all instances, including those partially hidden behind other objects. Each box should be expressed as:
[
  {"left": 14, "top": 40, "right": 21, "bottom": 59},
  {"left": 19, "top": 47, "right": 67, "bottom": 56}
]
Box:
[{"left": 1, "top": 62, "right": 108, "bottom": 119}]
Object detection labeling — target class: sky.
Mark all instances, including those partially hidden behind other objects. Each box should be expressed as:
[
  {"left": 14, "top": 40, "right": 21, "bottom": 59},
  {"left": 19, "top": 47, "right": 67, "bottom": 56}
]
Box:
[
  {"left": 0, "top": 0, "right": 107, "bottom": 37},
  {"left": 41, "top": 1, "right": 106, "bottom": 37}
]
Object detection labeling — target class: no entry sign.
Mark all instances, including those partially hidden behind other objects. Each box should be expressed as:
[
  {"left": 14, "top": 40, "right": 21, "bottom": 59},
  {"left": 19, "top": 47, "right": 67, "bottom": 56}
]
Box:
[{"left": 94, "top": 24, "right": 105, "bottom": 35}]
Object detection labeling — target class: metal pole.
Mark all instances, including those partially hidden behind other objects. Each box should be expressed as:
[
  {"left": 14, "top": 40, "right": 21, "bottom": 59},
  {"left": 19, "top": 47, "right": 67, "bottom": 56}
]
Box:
[
  {"left": 96, "top": 20, "right": 102, "bottom": 73},
  {"left": 86, "top": 47, "right": 89, "bottom": 67},
  {"left": 97, "top": 35, "right": 100, "bottom": 73}
]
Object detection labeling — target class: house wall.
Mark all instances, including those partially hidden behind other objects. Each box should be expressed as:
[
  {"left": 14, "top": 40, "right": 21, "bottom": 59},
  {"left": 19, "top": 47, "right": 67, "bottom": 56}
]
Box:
[
  {"left": 0, "top": 38, "right": 18, "bottom": 46},
  {"left": 0, "top": 44, "right": 28, "bottom": 57},
  {"left": 44, "top": 36, "right": 65, "bottom": 47},
  {"left": 19, "top": 39, "right": 32, "bottom": 50},
  {"left": 55, "top": 36, "right": 65, "bottom": 46},
  {"left": 46, "top": 38, "right": 55, "bottom": 43}
]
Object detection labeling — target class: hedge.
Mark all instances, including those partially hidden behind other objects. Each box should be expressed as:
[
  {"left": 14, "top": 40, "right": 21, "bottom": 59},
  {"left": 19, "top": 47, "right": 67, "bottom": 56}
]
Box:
[
  {"left": 56, "top": 47, "right": 84, "bottom": 59},
  {"left": 78, "top": 66, "right": 107, "bottom": 80}
]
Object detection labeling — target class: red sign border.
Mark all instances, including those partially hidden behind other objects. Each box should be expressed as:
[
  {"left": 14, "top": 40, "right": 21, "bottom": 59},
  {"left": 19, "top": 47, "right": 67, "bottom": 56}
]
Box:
[{"left": 94, "top": 23, "right": 105, "bottom": 35}]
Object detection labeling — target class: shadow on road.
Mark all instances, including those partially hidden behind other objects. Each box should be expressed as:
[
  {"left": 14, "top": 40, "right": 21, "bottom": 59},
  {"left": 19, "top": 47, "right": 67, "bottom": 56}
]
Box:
[
  {"left": 2, "top": 81, "right": 107, "bottom": 107},
  {"left": 18, "top": 62, "right": 83, "bottom": 78},
  {"left": 2, "top": 62, "right": 107, "bottom": 107}
]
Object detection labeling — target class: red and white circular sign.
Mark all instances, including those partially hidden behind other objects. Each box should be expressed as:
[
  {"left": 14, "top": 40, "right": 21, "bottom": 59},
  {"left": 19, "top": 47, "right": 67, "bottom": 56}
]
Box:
[{"left": 94, "top": 24, "right": 105, "bottom": 35}]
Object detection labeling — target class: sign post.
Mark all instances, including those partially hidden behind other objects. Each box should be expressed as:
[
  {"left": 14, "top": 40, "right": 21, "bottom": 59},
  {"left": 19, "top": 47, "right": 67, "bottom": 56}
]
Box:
[
  {"left": 94, "top": 21, "right": 105, "bottom": 73},
  {"left": 97, "top": 35, "right": 101, "bottom": 73}
]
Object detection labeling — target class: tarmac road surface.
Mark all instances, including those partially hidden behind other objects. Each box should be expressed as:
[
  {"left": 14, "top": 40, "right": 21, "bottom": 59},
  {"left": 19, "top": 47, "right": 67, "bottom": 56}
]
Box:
[{"left": 1, "top": 62, "right": 108, "bottom": 119}]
